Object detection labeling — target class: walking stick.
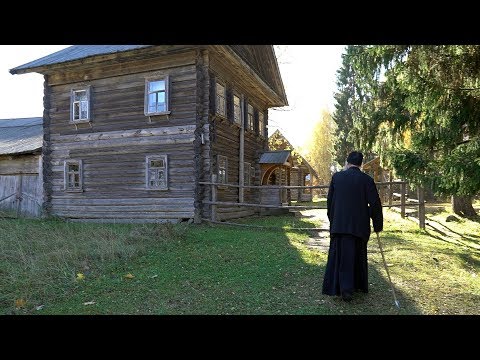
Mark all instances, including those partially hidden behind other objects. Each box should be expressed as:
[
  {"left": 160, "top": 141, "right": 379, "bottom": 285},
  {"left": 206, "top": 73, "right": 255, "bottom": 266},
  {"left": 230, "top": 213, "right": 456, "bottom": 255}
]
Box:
[{"left": 376, "top": 232, "right": 400, "bottom": 308}]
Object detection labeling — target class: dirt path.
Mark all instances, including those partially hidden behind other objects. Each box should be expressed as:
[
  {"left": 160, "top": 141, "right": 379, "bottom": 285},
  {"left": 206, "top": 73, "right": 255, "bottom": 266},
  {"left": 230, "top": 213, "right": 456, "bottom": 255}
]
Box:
[{"left": 296, "top": 208, "right": 331, "bottom": 252}]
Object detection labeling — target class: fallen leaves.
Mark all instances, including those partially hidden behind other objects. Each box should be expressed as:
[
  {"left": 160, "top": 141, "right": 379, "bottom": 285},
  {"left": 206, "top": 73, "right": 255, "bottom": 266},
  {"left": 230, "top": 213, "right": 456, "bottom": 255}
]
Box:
[
  {"left": 83, "top": 301, "right": 96, "bottom": 306},
  {"left": 15, "top": 299, "right": 26, "bottom": 309},
  {"left": 76, "top": 273, "right": 85, "bottom": 281},
  {"left": 124, "top": 273, "right": 135, "bottom": 279}
]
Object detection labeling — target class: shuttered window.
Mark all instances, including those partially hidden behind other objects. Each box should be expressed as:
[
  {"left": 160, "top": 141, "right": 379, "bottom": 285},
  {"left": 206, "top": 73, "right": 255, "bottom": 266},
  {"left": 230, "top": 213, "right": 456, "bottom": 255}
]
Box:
[
  {"left": 216, "top": 82, "right": 226, "bottom": 117},
  {"left": 64, "top": 160, "right": 83, "bottom": 191},
  {"left": 146, "top": 155, "right": 168, "bottom": 190},
  {"left": 217, "top": 155, "right": 228, "bottom": 184}
]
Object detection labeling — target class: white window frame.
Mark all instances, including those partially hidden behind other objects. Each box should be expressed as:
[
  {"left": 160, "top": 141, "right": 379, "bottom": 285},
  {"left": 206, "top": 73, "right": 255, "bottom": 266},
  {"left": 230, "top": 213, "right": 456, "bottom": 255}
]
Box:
[
  {"left": 146, "top": 155, "right": 169, "bottom": 190},
  {"left": 244, "top": 162, "right": 251, "bottom": 186},
  {"left": 64, "top": 159, "right": 83, "bottom": 192},
  {"left": 217, "top": 155, "right": 228, "bottom": 184},
  {"left": 233, "top": 94, "right": 242, "bottom": 125},
  {"left": 247, "top": 104, "right": 255, "bottom": 131},
  {"left": 215, "top": 82, "right": 226, "bottom": 117},
  {"left": 144, "top": 77, "right": 170, "bottom": 116},
  {"left": 70, "top": 88, "right": 90, "bottom": 123},
  {"left": 258, "top": 111, "right": 265, "bottom": 137}
]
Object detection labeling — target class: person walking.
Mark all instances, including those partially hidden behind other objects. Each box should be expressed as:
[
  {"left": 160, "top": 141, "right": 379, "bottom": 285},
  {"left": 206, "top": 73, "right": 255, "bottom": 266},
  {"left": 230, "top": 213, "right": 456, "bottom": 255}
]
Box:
[{"left": 322, "top": 151, "right": 383, "bottom": 302}]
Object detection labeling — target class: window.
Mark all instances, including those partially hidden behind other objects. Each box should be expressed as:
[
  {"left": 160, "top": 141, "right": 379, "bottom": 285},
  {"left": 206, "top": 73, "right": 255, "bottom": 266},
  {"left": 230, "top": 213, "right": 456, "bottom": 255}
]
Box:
[
  {"left": 247, "top": 104, "right": 255, "bottom": 131},
  {"left": 258, "top": 111, "right": 265, "bottom": 137},
  {"left": 244, "top": 162, "right": 251, "bottom": 186},
  {"left": 71, "top": 88, "right": 90, "bottom": 122},
  {"left": 64, "top": 160, "right": 82, "bottom": 191},
  {"left": 233, "top": 95, "right": 242, "bottom": 125},
  {"left": 145, "top": 78, "right": 169, "bottom": 115},
  {"left": 146, "top": 155, "right": 168, "bottom": 190},
  {"left": 216, "top": 82, "right": 226, "bottom": 117},
  {"left": 217, "top": 155, "right": 227, "bottom": 184}
]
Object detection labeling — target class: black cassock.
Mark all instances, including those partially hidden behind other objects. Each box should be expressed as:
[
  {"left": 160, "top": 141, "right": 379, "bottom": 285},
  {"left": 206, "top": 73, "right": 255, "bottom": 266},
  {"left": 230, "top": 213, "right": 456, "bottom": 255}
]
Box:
[{"left": 322, "top": 167, "right": 383, "bottom": 297}]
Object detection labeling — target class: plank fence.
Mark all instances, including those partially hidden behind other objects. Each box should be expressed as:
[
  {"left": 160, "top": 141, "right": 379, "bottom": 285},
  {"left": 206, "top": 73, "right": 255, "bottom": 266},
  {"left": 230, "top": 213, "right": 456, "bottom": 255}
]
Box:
[{"left": 199, "top": 175, "right": 426, "bottom": 229}]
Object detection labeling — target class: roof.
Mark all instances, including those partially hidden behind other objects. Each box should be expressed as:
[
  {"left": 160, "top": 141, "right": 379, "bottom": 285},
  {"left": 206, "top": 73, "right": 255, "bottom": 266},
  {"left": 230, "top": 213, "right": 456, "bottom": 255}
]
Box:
[
  {"left": 259, "top": 150, "right": 291, "bottom": 164},
  {"left": 0, "top": 117, "right": 43, "bottom": 155},
  {"left": 10, "top": 45, "right": 152, "bottom": 74}
]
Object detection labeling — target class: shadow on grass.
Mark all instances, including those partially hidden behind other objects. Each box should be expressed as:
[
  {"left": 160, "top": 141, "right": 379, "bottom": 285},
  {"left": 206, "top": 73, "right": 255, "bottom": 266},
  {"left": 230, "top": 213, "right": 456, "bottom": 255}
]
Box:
[
  {"left": 1, "top": 216, "right": 423, "bottom": 315},
  {"left": 192, "top": 215, "right": 422, "bottom": 315}
]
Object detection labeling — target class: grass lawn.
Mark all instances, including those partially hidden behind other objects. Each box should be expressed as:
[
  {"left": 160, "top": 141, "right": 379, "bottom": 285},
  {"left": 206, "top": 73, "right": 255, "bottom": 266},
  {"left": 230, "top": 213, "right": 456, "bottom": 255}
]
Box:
[{"left": 1, "top": 205, "right": 479, "bottom": 315}]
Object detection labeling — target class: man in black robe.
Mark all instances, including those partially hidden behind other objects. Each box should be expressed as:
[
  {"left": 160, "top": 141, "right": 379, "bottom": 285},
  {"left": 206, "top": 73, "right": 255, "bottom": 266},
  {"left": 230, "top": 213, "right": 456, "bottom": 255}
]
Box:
[{"left": 322, "top": 151, "right": 383, "bottom": 302}]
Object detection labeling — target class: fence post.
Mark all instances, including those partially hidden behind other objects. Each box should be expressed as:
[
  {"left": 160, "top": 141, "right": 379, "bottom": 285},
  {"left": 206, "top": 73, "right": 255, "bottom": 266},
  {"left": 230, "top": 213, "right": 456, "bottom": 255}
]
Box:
[
  {"left": 211, "top": 174, "right": 217, "bottom": 222},
  {"left": 400, "top": 182, "right": 406, "bottom": 218},
  {"left": 388, "top": 172, "right": 393, "bottom": 207},
  {"left": 417, "top": 185, "right": 425, "bottom": 229}
]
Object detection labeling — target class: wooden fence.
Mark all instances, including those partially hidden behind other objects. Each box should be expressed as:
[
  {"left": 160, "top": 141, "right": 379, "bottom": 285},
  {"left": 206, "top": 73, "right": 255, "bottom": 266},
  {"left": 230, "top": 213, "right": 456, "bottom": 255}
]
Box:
[{"left": 199, "top": 175, "right": 426, "bottom": 229}]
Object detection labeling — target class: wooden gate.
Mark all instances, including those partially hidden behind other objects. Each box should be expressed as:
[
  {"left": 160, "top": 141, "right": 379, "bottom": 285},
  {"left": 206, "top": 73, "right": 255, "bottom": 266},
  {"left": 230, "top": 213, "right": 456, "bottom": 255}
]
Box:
[{"left": 0, "top": 174, "right": 42, "bottom": 217}]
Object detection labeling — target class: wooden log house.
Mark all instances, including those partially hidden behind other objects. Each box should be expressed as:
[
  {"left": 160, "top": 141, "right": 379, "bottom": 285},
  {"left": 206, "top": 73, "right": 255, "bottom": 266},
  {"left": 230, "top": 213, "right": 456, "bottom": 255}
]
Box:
[{"left": 10, "top": 45, "right": 288, "bottom": 223}]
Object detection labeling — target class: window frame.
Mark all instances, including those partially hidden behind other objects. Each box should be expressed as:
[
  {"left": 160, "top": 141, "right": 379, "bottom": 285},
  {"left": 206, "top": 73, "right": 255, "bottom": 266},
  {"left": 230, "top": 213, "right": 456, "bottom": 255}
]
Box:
[
  {"left": 217, "top": 155, "right": 228, "bottom": 184},
  {"left": 233, "top": 93, "right": 242, "bottom": 126},
  {"left": 146, "top": 155, "right": 169, "bottom": 190},
  {"left": 144, "top": 76, "right": 170, "bottom": 116},
  {"left": 64, "top": 159, "right": 83, "bottom": 192},
  {"left": 247, "top": 104, "right": 255, "bottom": 132},
  {"left": 70, "top": 87, "right": 91, "bottom": 123},
  {"left": 258, "top": 111, "right": 265, "bottom": 137},
  {"left": 215, "top": 81, "right": 227, "bottom": 118}
]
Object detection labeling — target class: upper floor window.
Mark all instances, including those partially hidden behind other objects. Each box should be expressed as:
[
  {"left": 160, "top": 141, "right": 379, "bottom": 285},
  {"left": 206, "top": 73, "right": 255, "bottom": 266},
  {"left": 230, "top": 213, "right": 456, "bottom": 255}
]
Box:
[
  {"left": 217, "top": 155, "right": 228, "bottom": 184},
  {"left": 247, "top": 104, "right": 255, "bottom": 131},
  {"left": 71, "top": 88, "right": 90, "bottom": 122},
  {"left": 233, "top": 95, "right": 242, "bottom": 125},
  {"left": 64, "top": 160, "right": 83, "bottom": 191},
  {"left": 216, "top": 82, "right": 226, "bottom": 117},
  {"left": 145, "top": 78, "right": 169, "bottom": 115},
  {"left": 258, "top": 111, "right": 265, "bottom": 137},
  {"left": 146, "top": 155, "right": 168, "bottom": 190}
]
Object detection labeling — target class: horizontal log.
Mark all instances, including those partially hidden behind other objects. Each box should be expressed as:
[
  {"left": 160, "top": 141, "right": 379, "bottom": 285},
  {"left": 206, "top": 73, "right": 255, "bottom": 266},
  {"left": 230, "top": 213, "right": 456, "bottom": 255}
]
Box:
[
  {"left": 68, "top": 218, "right": 182, "bottom": 224},
  {"left": 52, "top": 211, "right": 194, "bottom": 219},
  {"left": 52, "top": 204, "right": 194, "bottom": 212},
  {"left": 51, "top": 124, "right": 196, "bottom": 142},
  {"left": 51, "top": 197, "right": 193, "bottom": 205}
]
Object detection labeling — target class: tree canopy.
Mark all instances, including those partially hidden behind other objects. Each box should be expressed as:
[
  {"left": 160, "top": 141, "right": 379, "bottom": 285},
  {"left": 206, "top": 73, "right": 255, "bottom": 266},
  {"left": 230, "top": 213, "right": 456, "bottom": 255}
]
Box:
[{"left": 333, "top": 45, "right": 480, "bottom": 216}]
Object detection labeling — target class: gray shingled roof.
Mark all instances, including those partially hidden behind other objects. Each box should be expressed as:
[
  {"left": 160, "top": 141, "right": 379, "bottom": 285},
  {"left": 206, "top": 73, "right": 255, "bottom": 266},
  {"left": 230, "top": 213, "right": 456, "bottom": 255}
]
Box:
[
  {"left": 10, "top": 45, "right": 152, "bottom": 74},
  {"left": 0, "top": 117, "right": 43, "bottom": 155},
  {"left": 259, "top": 150, "right": 291, "bottom": 164}
]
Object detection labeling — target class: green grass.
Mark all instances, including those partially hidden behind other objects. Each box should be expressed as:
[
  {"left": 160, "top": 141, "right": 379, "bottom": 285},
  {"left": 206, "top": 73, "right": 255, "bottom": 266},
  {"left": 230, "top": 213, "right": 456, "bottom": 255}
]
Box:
[{"left": 0, "top": 206, "right": 479, "bottom": 315}]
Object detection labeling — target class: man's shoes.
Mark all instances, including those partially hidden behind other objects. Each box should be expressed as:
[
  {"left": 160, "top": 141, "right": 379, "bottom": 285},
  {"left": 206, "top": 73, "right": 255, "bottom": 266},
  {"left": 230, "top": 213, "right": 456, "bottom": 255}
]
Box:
[{"left": 341, "top": 291, "right": 353, "bottom": 302}]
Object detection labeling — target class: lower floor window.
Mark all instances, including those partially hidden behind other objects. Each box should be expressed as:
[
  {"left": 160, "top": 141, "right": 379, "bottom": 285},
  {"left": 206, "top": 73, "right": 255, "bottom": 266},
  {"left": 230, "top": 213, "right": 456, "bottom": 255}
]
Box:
[
  {"left": 146, "top": 155, "right": 168, "bottom": 189},
  {"left": 64, "top": 160, "right": 83, "bottom": 191}
]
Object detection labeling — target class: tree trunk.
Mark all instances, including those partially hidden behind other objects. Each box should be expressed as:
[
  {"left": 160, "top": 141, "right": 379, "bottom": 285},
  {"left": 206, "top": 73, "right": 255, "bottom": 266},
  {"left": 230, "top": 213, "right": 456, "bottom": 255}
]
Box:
[{"left": 451, "top": 195, "right": 477, "bottom": 217}]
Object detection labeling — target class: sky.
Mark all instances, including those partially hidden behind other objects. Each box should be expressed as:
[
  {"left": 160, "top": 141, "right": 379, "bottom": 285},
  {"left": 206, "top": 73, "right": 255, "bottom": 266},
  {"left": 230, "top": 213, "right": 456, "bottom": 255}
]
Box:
[{"left": 0, "top": 45, "right": 345, "bottom": 147}]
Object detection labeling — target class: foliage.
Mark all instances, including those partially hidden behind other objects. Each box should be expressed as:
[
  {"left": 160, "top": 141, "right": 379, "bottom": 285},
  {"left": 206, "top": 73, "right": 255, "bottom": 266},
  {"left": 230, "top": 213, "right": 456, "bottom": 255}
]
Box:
[
  {"left": 336, "top": 45, "right": 480, "bottom": 214},
  {"left": 303, "top": 110, "right": 337, "bottom": 183},
  {"left": 332, "top": 46, "right": 357, "bottom": 165}
]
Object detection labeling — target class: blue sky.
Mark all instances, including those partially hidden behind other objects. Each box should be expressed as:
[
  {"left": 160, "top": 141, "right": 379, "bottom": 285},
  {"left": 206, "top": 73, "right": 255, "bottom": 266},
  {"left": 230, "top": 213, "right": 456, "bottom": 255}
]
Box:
[{"left": 0, "top": 45, "right": 345, "bottom": 147}]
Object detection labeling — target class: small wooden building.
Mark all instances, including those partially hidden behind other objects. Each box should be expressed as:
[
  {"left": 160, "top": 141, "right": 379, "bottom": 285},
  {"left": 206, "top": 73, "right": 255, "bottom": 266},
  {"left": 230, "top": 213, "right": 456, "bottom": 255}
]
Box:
[
  {"left": 10, "top": 45, "right": 287, "bottom": 222},
  {"left": 266, "top": 130, "right": 318, "bottom": 202},
  {"left": 0, "top": 117, "right": 43, "bottom": 217}
]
